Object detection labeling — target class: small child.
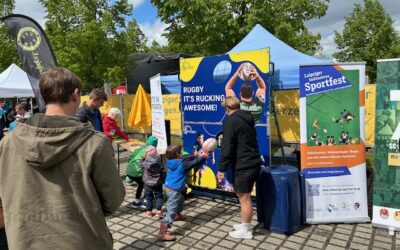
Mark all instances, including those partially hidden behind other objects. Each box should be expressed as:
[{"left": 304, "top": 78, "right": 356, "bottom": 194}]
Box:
[
  {"left": 142, "top": 146, "right": 165, "bottom": 218},
  {"left": 158, "top": 144, "right": 208, "bottom": 241}
]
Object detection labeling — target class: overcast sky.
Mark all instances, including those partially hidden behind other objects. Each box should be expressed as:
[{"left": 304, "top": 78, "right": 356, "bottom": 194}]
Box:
[{"left": 12, "top": 0, "right": 400, "bottom": 58}]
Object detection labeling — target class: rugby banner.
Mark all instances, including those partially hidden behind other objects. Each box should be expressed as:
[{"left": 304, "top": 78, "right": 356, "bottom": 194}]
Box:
[
  {"left": 372, "top": 59, "right": 400, "bottom": 233},
  {"left": 300, "top": 63, "right": 369, "bottom": 223},
  {"left": 180, "top": 49, "right": 270, "bottom": 193}
]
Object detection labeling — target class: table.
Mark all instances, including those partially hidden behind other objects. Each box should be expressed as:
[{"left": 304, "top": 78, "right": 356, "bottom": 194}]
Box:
[{"left": 114, "top": 139, "right": 145, "bottom": 175}]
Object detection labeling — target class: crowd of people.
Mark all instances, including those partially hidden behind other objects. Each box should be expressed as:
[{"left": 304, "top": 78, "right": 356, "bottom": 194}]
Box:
[{"left": 0, "top": 66, "right": 262, "bottom": 249}]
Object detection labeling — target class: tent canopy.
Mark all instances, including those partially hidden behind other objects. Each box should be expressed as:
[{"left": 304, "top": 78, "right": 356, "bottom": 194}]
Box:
[
  {"left": 229, "top": 24, "right": 329, "bottom": 89},
  {"left": 0, "top": 63, "right": 34, "bottom": 97},
  {"left": 161, "top": 75, "right": 180, "bottom": 94}
]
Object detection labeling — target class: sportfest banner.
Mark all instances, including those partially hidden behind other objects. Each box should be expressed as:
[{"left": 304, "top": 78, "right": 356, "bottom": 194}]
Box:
[
  {"left": 300, "top": 63, "right": 369, "bottom": 223},
  {"left": 180, "top": 49, "right": 270, "bottom": 192},
  {"left": 2, "top": 14, "right": 58, "bottom": 111},
  {"left": 372, "top": 59, "right": 400, "bottom": 233}
]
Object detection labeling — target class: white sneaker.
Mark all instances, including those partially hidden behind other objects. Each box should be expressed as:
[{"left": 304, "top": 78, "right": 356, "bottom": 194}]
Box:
[
  {"left": 233, "top": 224, "right": 253, "bottom": 231},
  {"left": 229, "top": 228, "right": 253, "bottom": 239}
]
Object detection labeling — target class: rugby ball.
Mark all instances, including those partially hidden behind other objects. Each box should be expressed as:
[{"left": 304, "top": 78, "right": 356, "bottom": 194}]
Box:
[
  {"left": 202, "top": 138, "right": 217, "bottom": 153},
  {"left": 240, "top": 62, "right": 253, "bottom": 81}
]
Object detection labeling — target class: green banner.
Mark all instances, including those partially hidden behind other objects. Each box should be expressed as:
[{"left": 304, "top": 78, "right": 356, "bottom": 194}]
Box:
[{"left": 372, "top": 59, "right": 400, "bottom": 231}]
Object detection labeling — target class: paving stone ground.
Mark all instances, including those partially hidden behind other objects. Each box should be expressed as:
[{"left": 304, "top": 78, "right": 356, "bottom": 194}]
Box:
[{"left": 109, "top": 149, "right": 400, "bottom": 250}]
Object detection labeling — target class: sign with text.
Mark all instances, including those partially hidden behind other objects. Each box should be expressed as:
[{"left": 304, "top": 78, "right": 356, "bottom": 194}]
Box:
[
  {"left": 372, "top": 59, "right": 400, "bottom": 232},
  {"left": 300, "top": 63, "right": 369, "bottom": 223},
  {"left": 150, "top": 74, "right": 167, "bottom": 154},
  {"left": 181, "top": 49, "right": 270, "bottom": 192}
]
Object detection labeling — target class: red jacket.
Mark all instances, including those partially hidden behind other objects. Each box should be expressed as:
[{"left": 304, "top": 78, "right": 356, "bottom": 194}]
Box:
[{"left": 102, "top": 115, "right": 130, "bottom": 142}]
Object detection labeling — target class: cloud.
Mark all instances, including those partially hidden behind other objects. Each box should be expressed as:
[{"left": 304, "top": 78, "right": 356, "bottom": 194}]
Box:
[
  {"left": 314, "top": 34, "right": 337, "bottom": 59},
  {"left": 13, "top": 0, "right": 46, "bottom": 28},
  {"left": 128, "top": 0, "right": 146, "bottom": 9},
  {"left": 138, "top": 19, "right": 168, "bottom": 46}
]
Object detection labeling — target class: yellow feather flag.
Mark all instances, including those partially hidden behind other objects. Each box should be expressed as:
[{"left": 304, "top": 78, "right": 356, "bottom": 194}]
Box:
[{"left": 127, "top": 84, "right": 152, "bottom": 128}]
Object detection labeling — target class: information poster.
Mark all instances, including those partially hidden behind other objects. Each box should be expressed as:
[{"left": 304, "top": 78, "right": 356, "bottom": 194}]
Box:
[
  {"left": 180, "top": 49, "right": 270, "bottom": 192},
  {"left": 150, "top": 74, "right": 168, "bottom": 154},
  {"left": 372, "top": 59, "right": 400, "bottom": 232},
  {"left": 300, "top": 63, "right": 369, "bottom": 223}
]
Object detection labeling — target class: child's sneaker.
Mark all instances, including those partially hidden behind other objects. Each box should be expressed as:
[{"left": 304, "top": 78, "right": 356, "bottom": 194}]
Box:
[
  {"left": 132, "top": 199, "right": 142, "bottom": 207},
  {"left": 124, "top": 176, "right": 134, "bottom": 184},
  {"left": 145, "top": 211, "right": 154, "bottom": 217},
  {"left": 229, "top": 228, "right": 253, "bottom": 239},
  {"left": 173, "top": 213, "right": 187, "bottom": 221},
  {"left": 155, "top": 211, "right": 163, "bottom": 218}
]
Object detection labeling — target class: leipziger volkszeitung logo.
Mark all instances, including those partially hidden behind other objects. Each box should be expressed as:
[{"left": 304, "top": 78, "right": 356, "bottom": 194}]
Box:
[{"left": 17, "top": 27, "right": 41, "bottom": 51}]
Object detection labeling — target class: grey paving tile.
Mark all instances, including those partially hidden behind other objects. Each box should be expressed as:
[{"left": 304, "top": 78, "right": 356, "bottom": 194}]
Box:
[
  {"left": 353, "top": 231, "right": 372, "bottom": 239},
  {"left": 286, "top": 235, "right": 306, "bottom": 244},
  {"left": 351, "top": 237, "right": 370, "bottom": 245},
  {"left": 310, "top": 234, "right": 328, "bottom": 243},
  {"left": 325, "top": 244, "right": 346, "bottom": 250},
  {"left": 232, "top": 243, "right": 254, "bottom": 250},
  {"left": 302, "top": 246, "right": 320, "bottom": 250},
  {"left": 203, "top": 235, "right": 220, "bottom": 244},
  {"left": 349, "top": 242, "right": 369, "bottom": 250},
  {"left": 331, "top": 232, "right": 350, "bottom": 242},
  {"left": 258, "top": 242, "right": 279, "bottom": 250},
  {"left": 328, "top": 238, "right": 348, "bottom": 247},
  {"left": 131, "top": 240, "right": 151, "bottom": 249},
  {"left": 170, "top": 243, "right": 191, "bottom": 250},
  {"left": 305, "top": 239, "right": 325, "bottom": 249},
  {"left": 269, "top": 233, "right": 287, "bottom": 239},
  {"left": 373, "top": 241, "right": 392, "bottom": 249},
  {"left": 217, "top": 239, "right": 237, "bottom": 249},
  {"left": 263, "top": 236, "right": 284, "bottom": 246},
  {"left": 283, "top": 240, "right": 302, "bottom": 249},
  {"left": 193, "top": 240, "right": 214, "bottom": 250},
  {"left": 188, "top": 231, "right": 206, "bottom": 239}
]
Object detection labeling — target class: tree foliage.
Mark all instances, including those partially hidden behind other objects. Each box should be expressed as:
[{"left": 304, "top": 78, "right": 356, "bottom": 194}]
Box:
[
  {"left": 0, "top": 0, "right": 19, "bottom": 72},
  {"left": 39, "top": 0, "right": 147, "bottom": 92},
  {"left": 334, "top": 0, "right": 400, "bottom": 83},
  {"left": 151, "top": 0, "right": 329, "bottom": 56}
]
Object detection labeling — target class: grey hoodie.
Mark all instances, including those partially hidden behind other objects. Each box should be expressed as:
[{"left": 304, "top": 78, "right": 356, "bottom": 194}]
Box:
[{"left": 0, "top": 114, "right": 125, "bottom": 250}]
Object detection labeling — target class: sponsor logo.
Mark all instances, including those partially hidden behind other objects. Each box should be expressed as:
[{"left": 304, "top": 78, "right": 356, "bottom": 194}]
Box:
[
  {"left": 380, "top": 208, "right": 389, "bottom": 219},
  {"left": 342, "top": 201, "right": 352, "bottom": 210},
  {"left": 354, "top": 202, "right": 361, "bottom": 210},
  {"left": 181, "top": 61, "right": 194, "bottom": 71},
  {"left": 183, "top": 125, "right": 196, "bottom": 134},
  {"left": 394, "top": 211, "right": 400, "bottom": 220},
  {"left": 327, "top": 204, "right": 336, "bottom": 213},
  {"left": 17, "top": 27, "right": 41, "bottom": 51}
]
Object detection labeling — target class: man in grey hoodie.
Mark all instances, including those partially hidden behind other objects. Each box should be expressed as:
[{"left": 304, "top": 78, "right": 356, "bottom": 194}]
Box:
[{"left": 0, "top": 67, "right": 125, "bottom": 250}]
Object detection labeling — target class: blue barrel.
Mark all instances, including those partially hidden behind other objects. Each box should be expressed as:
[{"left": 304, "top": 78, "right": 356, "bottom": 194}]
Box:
[{"left": 256, "top": 165, "right": 301, "bottom": 235}]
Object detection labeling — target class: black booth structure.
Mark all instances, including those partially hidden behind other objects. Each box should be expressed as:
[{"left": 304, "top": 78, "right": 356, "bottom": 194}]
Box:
[{"left": 127, "top": 53, "right": 192, "bottom": 94}]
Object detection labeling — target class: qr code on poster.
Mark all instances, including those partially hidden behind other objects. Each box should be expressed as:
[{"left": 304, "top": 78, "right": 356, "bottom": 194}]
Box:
[{"left": 308, "top": 184, "right": 320, "bottom": 196}]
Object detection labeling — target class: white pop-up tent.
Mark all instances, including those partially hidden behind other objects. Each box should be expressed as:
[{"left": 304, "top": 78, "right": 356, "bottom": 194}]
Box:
[{"left": 0, "top": 63, "right": 34, "bottom": 97}]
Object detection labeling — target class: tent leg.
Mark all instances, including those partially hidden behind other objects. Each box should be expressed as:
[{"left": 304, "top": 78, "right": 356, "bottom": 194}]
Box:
[{"left": 270, "top": 86, "right": 286, "bottom": 164}]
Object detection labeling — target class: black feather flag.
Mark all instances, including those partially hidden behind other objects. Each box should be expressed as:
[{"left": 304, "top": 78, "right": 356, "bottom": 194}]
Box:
[{"left": 1, "top": 14, "right": 58, "bottom": 112}]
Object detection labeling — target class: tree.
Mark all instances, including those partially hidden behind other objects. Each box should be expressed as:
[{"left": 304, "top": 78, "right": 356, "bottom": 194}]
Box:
[
  {"left": 334, "top": 0, "right": 400, "bottom": 83},
  {"left": 0, "top": 0, "right": 19, "bottom": 72},
  {"left": 151, "top": 0, "right": 329, "bottom": 56},
  {"left": 39, "top": 0, "right": 146, "bottom": 92}
]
